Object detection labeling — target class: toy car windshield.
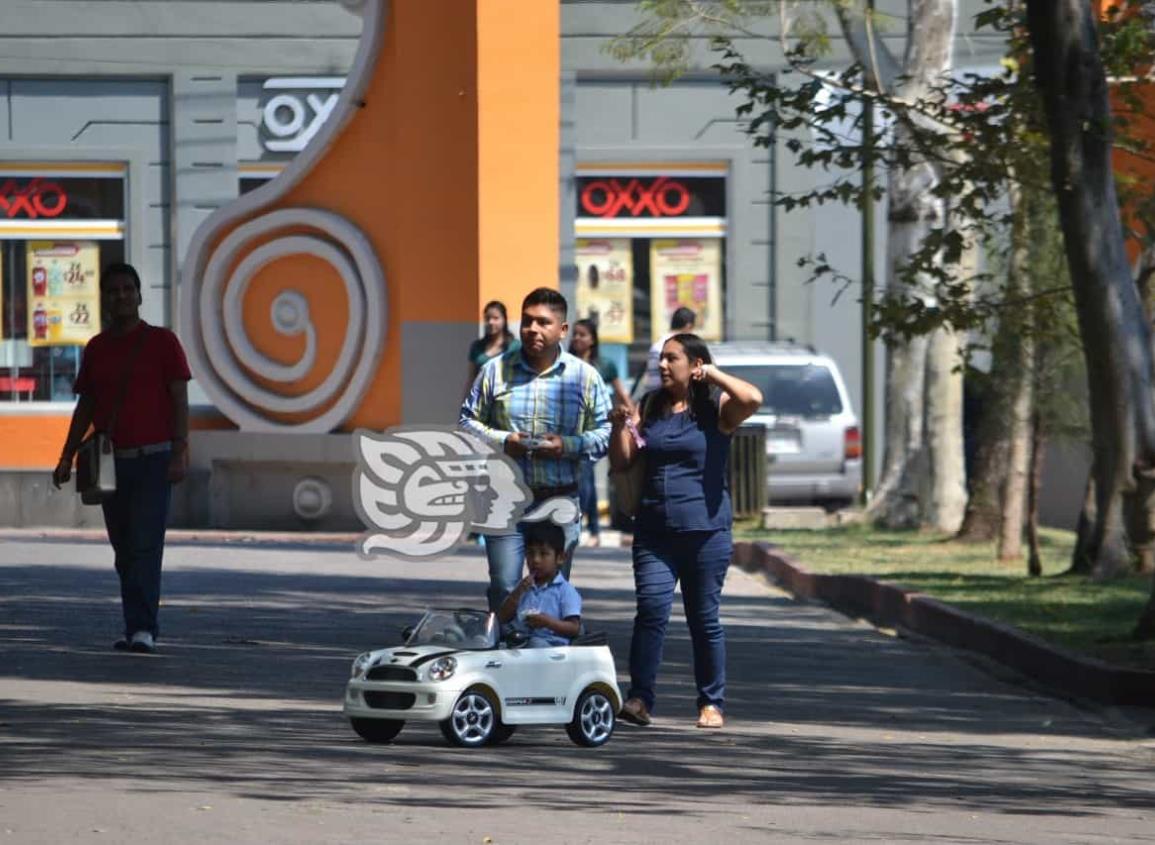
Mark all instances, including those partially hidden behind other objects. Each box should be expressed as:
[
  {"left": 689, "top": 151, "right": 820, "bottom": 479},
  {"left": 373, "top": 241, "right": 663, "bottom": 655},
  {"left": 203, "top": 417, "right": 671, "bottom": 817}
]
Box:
[{"left": 405, "top": 609, "right": 497, "bottom": 650}]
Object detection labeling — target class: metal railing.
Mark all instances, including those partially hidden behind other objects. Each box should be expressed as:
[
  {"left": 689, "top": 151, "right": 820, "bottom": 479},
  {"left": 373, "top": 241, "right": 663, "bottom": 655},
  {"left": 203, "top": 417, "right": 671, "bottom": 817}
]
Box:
[{"left": 728, "top": 423, "right": 767, "bottom": 519}]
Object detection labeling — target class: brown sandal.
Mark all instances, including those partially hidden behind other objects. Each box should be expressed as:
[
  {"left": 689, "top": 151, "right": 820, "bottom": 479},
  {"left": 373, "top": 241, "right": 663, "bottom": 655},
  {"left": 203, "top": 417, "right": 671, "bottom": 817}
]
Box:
[
  {"left": 696, "top": 705, "right": 724, "bottom": 729},
  {"left": 620, "top": 697, "right": 652, "bottom": 726}
]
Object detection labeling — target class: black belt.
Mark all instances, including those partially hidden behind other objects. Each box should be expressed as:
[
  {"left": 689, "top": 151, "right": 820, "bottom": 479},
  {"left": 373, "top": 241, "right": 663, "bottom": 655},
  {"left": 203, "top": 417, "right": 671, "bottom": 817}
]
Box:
[{"left": 531, "top": 484, "right": 578, "bottom": 502}]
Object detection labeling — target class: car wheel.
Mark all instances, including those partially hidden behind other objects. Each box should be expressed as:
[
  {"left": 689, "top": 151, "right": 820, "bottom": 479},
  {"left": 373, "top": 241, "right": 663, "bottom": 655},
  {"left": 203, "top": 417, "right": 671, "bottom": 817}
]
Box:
[
  {"left": 440, "top": 687, "right": 499, "bottom": 748},
  {"left": 566, "top": 688, "right": 616, "bottom": 747},
  {"left": 350, "top": 718, "right": 404, "bottom": 744},
  {"left": 490, "top": 723, "right": 517, "bottom": 745}
]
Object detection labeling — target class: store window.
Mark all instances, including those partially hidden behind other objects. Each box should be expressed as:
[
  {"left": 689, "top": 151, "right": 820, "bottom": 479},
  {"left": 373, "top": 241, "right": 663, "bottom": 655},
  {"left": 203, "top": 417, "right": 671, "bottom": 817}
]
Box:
[
  {"left": 573, "top": 163, "right": 728, "bottom": 380},
  {"left": 0, "top": 164, "right": 127, "bottom": 402}
]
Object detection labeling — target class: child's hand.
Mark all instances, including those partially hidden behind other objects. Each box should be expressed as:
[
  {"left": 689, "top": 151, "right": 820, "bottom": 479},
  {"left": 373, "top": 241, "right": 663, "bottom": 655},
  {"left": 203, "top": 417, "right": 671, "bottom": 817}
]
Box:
[
  {"left": 523, "top": 612, "right": 552, "bottom": 631},
  {"left": 517, "top": 574, "right": 534, "bottom": 593}
]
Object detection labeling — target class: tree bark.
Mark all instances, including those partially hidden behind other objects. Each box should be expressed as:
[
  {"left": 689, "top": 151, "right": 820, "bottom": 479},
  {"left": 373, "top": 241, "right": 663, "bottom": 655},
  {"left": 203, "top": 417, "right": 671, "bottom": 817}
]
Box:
[
  {"left": 998, "top": 185, "right": 1035, "bottom": 561},
  {"left": 1027, "top": 412, "right": 1045, "bottom": 577},
  {"left": 1025, "top": 1, "right": 1155, "bottom": 633},
  {"left": 861, "top": 0, "right": 963, "bottom": 529}
]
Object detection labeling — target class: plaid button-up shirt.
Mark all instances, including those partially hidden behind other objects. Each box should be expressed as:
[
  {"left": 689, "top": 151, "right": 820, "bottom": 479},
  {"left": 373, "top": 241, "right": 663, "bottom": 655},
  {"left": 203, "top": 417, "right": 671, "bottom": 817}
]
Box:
[{"left": 459, "top": 347, "right": 611, "bottom": 490}]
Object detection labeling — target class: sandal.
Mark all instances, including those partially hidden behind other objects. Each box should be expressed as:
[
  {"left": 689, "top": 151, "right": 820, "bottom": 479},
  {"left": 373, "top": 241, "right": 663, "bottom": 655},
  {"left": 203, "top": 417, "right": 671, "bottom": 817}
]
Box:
[
  {"left": 696, "top": 705, "right": 724, "bottom": 729},
  {"left": 620, "top": 697, "right": 652, "bottom": 726}
]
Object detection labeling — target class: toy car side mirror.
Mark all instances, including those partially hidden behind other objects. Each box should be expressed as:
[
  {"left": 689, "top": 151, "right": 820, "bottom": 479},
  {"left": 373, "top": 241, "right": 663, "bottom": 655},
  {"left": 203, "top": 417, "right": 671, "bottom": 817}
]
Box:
[
  {"left": 505, "top": 630, "right": 528, "bottom": 648},
  {"left": 401, "top": 626, "right": 415, "bottom": 642}
]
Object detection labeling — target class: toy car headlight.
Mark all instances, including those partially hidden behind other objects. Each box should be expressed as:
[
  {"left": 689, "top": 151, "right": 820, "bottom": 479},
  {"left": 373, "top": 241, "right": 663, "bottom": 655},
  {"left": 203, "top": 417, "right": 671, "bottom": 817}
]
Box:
[
  {"left": 351, "top": 652, "right": 373, "bottom": 680},
  {"left": 428, "top": 656, "right": 457, "bottom": 681}
]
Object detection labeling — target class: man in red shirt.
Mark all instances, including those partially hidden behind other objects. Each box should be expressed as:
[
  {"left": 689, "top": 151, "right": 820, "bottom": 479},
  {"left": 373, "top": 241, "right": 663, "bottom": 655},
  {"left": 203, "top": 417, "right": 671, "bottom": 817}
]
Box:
[{"left": 53, "top": 263, "right": 192, "bottom": 654}]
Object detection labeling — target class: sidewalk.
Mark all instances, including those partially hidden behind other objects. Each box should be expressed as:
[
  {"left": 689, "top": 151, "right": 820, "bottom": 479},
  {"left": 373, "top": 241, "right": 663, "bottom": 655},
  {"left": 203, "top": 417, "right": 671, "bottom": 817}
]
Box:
[{"left": 2, "top": 538, "right": 1153, "bottom": 843}]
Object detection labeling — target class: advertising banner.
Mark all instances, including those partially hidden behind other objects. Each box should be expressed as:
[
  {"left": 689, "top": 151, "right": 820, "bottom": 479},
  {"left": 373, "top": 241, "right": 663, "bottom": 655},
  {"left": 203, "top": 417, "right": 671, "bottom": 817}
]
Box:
[
  {"left": 575, "top": 238, "right": 634, "bottom": 344},
  {"left": 26, "top": 241, "right": 101, "bottom": 347},
  {"left": 649, "top": 238, "right": 723, "bottom": 342}
]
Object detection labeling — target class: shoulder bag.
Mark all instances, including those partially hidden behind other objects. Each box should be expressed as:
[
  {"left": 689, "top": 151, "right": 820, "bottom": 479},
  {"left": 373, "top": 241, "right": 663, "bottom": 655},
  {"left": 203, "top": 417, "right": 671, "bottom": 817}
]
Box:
[
  {"left": 76, "top": 327, "right": 149, "bottom": 505},
  {"left": 610, "top": 392, "right": 651, "bottom": 520}
]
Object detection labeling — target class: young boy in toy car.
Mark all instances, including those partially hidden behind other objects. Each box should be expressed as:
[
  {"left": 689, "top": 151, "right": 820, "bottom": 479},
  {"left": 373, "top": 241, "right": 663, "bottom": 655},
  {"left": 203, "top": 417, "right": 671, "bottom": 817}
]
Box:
[{"left": 497, "top": 521, "right": 581, "bottom": 648}]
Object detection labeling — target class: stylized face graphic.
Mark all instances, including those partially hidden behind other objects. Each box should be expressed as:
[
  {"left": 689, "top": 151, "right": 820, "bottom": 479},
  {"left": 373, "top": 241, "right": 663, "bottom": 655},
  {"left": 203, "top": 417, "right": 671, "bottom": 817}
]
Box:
[{"left": 355, "top": 428, "right": 532, "bottom": 559}]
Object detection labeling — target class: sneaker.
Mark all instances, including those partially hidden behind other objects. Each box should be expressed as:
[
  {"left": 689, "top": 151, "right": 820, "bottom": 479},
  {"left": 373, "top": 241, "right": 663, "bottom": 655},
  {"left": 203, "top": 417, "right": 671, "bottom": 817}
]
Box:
[{"left": 129, "top": 631, "right": 157, "bottom": 654}]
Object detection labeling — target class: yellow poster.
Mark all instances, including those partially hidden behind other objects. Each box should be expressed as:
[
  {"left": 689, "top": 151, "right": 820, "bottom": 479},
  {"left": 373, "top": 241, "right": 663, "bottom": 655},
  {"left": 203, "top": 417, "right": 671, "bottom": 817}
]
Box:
[
  {"left": 649, "top": 239, "right": 723, "bottom": 342},
  {"left": 575, "top": 238, "right": 633, "bottom": 344},
  {"left": 26, "top": 241, "right": 101, "bottom": 347}
]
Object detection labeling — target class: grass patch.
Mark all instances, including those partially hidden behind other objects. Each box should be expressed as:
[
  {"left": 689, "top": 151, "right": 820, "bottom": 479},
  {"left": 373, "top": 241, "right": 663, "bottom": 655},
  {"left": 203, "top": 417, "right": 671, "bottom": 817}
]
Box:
[{"left": 735, "top": 522, "right": 1155, "bottom": 670}]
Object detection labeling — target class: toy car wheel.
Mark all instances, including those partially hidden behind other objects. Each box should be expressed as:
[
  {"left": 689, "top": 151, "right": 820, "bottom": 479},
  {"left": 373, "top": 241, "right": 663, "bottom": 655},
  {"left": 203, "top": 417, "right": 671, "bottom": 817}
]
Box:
[
  {"left": 440, "top": 687, "right": 499, "bottom": 748},
  {"left": 350, "top": 718, "right": 404, "bottom": 744},
  {"left": 490, "top": 723, "right": 517, "bottom": 745},
  {"left": 566, "top": 688, "right": 616, "bottom": 747}
]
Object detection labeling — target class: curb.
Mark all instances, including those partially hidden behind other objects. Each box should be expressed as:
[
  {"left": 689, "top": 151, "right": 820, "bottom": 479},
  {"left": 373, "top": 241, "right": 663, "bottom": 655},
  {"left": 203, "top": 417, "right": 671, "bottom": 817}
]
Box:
[{"left": 732, "top": 541, "right": 1155, "bottom": 707}]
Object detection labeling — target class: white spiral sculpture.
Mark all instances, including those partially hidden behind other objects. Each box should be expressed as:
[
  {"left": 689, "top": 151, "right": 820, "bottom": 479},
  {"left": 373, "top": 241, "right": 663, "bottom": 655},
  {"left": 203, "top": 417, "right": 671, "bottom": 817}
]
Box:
[{"left": 179, "top": 0, "right": 388, "bottom": 433}]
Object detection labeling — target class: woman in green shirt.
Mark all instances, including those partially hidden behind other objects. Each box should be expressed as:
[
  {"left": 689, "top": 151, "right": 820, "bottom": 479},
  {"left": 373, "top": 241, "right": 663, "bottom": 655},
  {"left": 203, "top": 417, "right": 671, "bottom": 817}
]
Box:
[
  {"left": 569, "top": 319, "right": 631, "bottom": 546},
  {"left": 463, "top": 300, "right": 520, "bottom": 398}
]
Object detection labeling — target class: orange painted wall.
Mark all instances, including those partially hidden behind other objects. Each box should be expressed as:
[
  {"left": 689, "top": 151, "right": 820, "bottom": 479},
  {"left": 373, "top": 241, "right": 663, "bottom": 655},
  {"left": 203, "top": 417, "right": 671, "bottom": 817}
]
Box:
[
  {"left": 0, "top": 2, "right": 561, "bottom": 466},
  {"left": 477, "top": 0, "right": 560, "bottom": 312}
]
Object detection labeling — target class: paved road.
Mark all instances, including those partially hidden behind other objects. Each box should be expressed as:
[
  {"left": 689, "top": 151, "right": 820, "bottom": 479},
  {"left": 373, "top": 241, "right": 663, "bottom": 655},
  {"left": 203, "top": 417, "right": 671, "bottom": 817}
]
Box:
[{"left": 1, "top": 538, "right": 1153, "bottom": 844}]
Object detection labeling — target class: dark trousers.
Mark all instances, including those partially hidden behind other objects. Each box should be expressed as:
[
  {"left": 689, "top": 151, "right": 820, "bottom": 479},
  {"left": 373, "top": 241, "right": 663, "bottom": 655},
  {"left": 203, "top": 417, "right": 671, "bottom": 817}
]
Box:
[
  {"left": 101, "top": 451, "right": 172, "bottom": 639},
  {"left": 628, "top": 529, "right": 731, "bottom": 713},
  {"left": 578, "top": 460, "right": 600, "bottom": 537}
]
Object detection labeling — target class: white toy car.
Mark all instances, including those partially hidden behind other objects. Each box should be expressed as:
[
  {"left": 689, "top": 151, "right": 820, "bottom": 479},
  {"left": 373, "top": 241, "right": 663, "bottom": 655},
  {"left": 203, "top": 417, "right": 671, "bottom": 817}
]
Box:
[{"left": 344, "top": 608, "right": 621, "bottom": 748}]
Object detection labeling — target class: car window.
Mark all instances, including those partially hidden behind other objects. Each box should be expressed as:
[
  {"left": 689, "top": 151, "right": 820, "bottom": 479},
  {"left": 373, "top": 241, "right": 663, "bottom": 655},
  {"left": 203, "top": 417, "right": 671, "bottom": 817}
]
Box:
[
  {"left": 725, "top": 364, "right": 843, "bottom": 417},
  {"left": 407, "top": 609, "right": 497, "bottom": 649}
]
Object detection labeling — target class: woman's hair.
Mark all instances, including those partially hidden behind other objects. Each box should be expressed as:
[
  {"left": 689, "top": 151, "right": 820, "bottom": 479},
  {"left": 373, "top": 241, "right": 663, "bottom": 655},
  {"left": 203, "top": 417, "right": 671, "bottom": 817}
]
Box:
[
  {"left": 647, "top": 332, "right": 718, "bottom": 422},
  {"left": 483, "top": 300, "right": 514, "bottom": 345},
  {"left": 569, "top": 318, "right": 599, "bottom": 362}
]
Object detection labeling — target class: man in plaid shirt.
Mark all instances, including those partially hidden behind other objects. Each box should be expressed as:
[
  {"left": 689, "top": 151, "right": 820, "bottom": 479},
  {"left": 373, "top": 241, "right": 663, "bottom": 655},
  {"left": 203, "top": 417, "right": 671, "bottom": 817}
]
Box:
[{"left": 460, "top": 288, "right": 611, "bottom": 611}]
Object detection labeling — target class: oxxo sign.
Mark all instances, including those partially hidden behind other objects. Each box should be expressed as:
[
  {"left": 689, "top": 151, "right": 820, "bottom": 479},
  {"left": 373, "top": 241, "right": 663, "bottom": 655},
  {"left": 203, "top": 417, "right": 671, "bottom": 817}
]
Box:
[
  {"left": 260, "top": 77, "right": 346, "bottom": 153},
  {"left": 0, "top": 179, "right": 67, "bottom": 219},
  {"left": 579, "top": 177, "right": 691, "bottom": 219}
]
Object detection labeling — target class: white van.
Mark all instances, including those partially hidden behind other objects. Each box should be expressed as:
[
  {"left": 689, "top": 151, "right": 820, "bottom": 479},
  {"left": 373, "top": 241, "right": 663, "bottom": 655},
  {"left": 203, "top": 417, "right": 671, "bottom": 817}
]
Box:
[{"left": 709, "top": 342, "right": 862, "bottom": 509}]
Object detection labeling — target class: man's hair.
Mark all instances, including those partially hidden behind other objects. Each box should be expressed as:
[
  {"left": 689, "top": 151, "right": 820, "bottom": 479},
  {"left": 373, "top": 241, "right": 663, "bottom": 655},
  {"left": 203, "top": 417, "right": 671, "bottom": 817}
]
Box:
[
  {"left": 101, "top": 262, "right": 142, "bottom": 293},
  {"left": 523, "top": 520, "right": 567, "bottom": 556},
  {"left": 670, "top": 307, "right": 696, "bottom": 331},
  {"left": 522, "top": 287, "right": 568, "bottom": 320}
]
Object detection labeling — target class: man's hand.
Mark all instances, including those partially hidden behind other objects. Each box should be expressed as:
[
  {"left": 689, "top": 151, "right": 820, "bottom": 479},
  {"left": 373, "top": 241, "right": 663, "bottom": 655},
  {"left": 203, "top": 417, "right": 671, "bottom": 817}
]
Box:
[
  {"left": 504, "top": 432, "right": 530, "bottom": 458},
  {"left": 534, "top": 433, "right": 565, "bottom": 458},
  {"left": 168, "top": 443, "right": 189, "bottom": 484},
  {"left": 52, "top": 457, "right": 72, "bottom": 490}
]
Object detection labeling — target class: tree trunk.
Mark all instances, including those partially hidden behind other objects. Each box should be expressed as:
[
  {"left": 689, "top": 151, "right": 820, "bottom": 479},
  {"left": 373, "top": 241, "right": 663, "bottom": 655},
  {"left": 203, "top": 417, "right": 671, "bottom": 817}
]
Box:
[
  {"left": 1025, "top": 1, "right": 1155, "bottom": 631},
  {"left": 1026, "top": 412, "right": 1045, "bottom": 577},
  {"left": 998, "top": 185, "right": 1035, "bottom": 561},
  {"left": 925, "top": 324, "right": 967, "bottom": 533},
  {"left": 861, "top": 0, "right": 961, "bottom": 529}
]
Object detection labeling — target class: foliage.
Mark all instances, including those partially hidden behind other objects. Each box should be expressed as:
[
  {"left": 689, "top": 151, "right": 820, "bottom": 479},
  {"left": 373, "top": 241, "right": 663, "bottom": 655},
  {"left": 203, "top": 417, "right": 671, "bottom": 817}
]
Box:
[{"left": 608, "top": 0, "right": 1155, "bottom": 347}]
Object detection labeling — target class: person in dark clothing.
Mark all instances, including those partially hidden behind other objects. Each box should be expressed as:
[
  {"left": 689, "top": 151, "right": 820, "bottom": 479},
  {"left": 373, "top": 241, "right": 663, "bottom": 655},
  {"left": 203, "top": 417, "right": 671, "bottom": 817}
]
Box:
[
  {"left": 609, "top": 333, "right": 761, "bottom": 729},
  {"left": 53, "top": 263, "right": 192, "bottom": 654}
]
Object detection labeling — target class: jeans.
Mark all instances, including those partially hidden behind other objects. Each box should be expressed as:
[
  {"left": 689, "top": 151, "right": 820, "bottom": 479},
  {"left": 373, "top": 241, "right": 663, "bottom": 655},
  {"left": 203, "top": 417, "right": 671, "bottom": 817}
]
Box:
[
  {"left": 628, "top": 529, "right": 731, "bottom": 713},
  {"left": 578, "top": 461, "right": 600, "bottom": 537},
  {"left": 483, "top": 496, "right": 581, "bottom": 612},
  {"left": 101, "top": 451, "right": 172, "bottom": 639}
]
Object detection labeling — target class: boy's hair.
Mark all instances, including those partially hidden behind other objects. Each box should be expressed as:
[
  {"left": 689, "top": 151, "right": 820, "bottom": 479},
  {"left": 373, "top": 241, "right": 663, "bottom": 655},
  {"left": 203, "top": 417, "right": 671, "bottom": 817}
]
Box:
[
  {"left": 522, "top": 287, "right": 568, "bottom": 320},
  {"left": 523, "top": 520, "right": 567, "bottom": 556}
]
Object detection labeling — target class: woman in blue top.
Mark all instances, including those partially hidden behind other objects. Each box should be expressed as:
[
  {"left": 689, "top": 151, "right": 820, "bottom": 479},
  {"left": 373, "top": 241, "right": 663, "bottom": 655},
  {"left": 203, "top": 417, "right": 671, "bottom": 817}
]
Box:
[{"left": 609, "top": 333, "right": 762, "bottom": 729}]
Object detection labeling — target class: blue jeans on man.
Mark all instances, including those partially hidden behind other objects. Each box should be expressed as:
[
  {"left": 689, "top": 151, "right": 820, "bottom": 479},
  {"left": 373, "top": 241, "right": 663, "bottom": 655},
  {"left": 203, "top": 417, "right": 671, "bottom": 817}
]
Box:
[
  {"left": 483, "top": 496, "right": 581, "bottom": 612},
  {"left": 101, "top": 450, "right": 172, "bottom": 639},
  {"left": 628, "top": 529, "right": 731, "bottom": 713}
]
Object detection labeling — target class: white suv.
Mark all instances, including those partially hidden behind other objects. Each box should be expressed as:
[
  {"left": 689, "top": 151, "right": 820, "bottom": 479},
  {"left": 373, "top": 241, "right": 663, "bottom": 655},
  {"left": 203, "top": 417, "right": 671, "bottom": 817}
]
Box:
[{"left": 709, "top": 342, "right": 862, "bottom": 509}]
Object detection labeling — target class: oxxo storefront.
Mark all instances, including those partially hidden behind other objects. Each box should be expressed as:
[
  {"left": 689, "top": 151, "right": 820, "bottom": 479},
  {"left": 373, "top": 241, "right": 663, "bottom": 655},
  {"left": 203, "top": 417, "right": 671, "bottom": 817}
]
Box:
[{"left": 572, "top": 163, "right": 728, "bottom": 377}]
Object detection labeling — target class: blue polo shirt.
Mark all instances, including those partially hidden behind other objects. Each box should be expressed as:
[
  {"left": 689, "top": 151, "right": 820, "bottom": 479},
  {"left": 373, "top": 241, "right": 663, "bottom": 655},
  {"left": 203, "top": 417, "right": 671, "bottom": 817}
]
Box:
[{"left": 512, "top": 571, "right": 582, "bottom": 647}]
